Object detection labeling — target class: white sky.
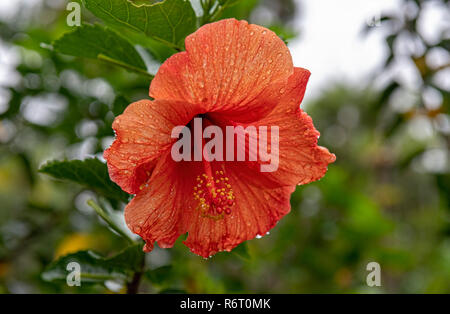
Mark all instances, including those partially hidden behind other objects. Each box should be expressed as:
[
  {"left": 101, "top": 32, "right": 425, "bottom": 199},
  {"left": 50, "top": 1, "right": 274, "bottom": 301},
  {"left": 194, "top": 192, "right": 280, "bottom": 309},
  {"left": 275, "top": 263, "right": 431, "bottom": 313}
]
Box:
[{"left": 290, "top": 0, "right": 402, "bottom": 99}]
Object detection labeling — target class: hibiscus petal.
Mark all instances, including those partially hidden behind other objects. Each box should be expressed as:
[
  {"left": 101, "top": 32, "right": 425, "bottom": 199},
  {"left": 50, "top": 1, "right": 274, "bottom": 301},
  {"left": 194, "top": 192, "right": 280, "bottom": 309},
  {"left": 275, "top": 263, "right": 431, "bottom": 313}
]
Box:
[
  {"left": 183, "top": 162, "right": 294, "bottom": 258},
  {"left": 104, "top": 99, "right": 201, "bottom": 194},
  {"left": 124, "top": 151, "right": 200, "bottom": 252},
  {"left": 258, "top": 67, "right": 336, "bottom": 185},
  {"left": 222, "top": 67, "right": 336, "bottom": 188},
  {"left": 150, "top": 18, "right": 293, "bottom": 123}
]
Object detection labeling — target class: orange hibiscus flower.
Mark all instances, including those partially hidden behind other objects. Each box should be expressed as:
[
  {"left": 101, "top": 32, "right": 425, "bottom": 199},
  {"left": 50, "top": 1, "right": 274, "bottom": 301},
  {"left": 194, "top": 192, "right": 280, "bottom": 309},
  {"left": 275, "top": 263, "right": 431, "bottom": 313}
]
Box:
[{"left": 104, "top": 19, "right": 335, "bottom": 258}]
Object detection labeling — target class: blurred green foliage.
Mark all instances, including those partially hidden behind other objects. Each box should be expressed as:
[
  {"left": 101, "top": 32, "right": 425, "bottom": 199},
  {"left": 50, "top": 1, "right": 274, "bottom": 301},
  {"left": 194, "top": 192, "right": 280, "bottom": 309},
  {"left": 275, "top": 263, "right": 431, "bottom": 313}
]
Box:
[{"left": 0, "top": 0, "right": 449, "bottom": 294}]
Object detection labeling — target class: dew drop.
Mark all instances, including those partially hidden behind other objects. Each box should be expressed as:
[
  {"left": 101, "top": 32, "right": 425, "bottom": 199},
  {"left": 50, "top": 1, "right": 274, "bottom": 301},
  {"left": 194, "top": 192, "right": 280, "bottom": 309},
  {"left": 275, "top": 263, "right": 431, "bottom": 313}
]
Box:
[{"left": 129, "top": 155, "right": 140, "bottom": 162}]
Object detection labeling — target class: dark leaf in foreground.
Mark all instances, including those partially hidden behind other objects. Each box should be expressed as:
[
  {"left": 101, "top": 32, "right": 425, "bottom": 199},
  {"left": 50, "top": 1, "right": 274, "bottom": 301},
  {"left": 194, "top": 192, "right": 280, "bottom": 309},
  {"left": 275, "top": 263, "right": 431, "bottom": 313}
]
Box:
[{"left": 39, "top": 158, "right": 130, "bottom": 203}]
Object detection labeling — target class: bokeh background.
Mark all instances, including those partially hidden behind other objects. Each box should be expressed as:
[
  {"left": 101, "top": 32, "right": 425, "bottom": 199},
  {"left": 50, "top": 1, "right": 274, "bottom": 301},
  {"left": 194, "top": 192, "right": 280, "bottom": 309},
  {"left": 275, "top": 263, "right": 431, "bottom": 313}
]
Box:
[{"left": 0, "top": 0, "right": 449, "bottom": 293}]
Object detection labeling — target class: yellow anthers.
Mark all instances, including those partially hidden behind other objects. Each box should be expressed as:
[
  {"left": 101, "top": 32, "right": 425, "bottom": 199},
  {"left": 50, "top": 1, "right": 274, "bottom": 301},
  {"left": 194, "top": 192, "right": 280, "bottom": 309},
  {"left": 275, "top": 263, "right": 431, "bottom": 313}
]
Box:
[{"left": 192, "top": 170, "right": 236, "bottom": 220}]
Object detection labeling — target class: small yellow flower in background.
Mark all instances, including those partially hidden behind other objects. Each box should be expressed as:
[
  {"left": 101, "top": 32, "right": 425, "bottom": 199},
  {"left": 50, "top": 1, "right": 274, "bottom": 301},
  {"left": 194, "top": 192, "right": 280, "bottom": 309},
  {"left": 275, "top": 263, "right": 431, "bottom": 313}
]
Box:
[
  {"left": 0, "top": 262, "right": 10, "bottom": 278},
  {"left": 54, "top": 233, "right": 96, "bottom": 259}
]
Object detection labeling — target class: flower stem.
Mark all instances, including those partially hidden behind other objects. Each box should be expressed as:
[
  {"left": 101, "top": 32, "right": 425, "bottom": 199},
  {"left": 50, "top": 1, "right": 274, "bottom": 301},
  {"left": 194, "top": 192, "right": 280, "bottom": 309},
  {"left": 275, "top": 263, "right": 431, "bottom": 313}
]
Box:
[
  {"left": 87, "top": 199, "right": 134, "bottom": 244},
  {"left": 126, "top": 256, "right": 145, "bottom": 294},
  {"left": 97, "top": 54, "right": 155, "bottom": 79}
]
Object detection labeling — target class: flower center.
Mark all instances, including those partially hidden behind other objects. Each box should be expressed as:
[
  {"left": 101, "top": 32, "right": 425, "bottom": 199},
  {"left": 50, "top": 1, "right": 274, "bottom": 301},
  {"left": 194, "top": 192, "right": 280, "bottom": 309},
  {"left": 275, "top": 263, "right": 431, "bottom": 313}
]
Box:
[{"left": 193, "top": 170, "right": 235, "bottom": 220}]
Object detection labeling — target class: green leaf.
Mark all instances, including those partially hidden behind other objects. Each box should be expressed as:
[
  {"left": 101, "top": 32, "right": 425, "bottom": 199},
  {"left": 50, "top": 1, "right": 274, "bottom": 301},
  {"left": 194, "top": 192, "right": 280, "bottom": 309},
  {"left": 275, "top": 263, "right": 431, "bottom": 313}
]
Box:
[
  {"left": 107, "top": 243, "right": 145, "bottom": 272},
  {"left": 129, "top": 0, "right": 159, "bottom": 5},
  {"left": 136, "top": 35, "right": 178, "bottom": 62},
  {"left": 42, "top": 244, "right": 144, "bottom": 284},
  {"left": 39, "top": 158, "right": 130, "bottom": 203},
  {"left": 107, "top": 26, "right": 178, "bottom": 63},
  {"left": 208, "top": 0, "right": 244, "bottom": 22},
  {"left": 146, "top": 265, "right": 173, "bottom": 285},
  {"left": 112, "top": 95, "right": 130, "bottom": 116},
  {"left": 87, "top": 199, "right": 135, "bottom": 243},
  {"left": 218, "top": 0, "right": 241, "bottom": 7},
  {"left": 53, "top": 24, "right": 151, "bottom": 77},
  {"left": 82, "top": 0, "right": 197, "bottom": 50},
  {"left": 232, "top": 243, "right": 250, "bottom": 260},
  {"left": 215, "top": 0, "right": 258, "bottom": 21},
  {"left": 268, "top": 24, "right": 298, "bottom": 44}
]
